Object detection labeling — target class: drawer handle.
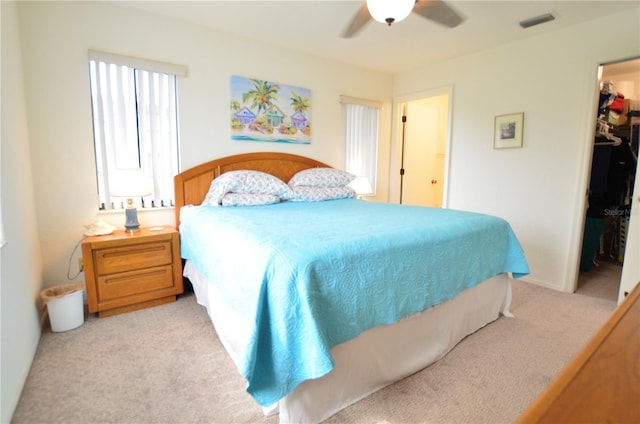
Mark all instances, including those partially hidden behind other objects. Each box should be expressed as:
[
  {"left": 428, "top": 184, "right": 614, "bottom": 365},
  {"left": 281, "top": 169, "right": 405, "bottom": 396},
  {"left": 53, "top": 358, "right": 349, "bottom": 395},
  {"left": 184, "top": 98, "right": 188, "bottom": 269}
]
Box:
[
  {"left": 104, "top": 269, "right": 168, "bottom": 284},
  {"left": 102, "top": 245, "right": 166, "bottom": 258}
]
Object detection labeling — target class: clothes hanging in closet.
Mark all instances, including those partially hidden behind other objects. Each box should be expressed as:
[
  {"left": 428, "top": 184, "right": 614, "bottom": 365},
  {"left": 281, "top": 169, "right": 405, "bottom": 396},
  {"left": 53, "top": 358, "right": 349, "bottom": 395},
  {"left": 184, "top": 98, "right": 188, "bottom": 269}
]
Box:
[{"left": 588, "top": 135, "right": 636, "bottom": 218}]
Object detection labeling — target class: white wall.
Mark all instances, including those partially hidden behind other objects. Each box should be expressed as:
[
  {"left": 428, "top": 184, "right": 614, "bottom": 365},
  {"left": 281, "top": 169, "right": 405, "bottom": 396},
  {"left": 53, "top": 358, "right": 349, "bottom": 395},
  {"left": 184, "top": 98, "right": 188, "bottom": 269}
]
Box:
[
  {"left": 393, "top": 8, "right": 640, "bottom": 292},
  {"left": 1, "top": 2, "right": 44, "bottom": 421},
  {"left": 15, "top": 1, "right": 393, "bottom": 292}
]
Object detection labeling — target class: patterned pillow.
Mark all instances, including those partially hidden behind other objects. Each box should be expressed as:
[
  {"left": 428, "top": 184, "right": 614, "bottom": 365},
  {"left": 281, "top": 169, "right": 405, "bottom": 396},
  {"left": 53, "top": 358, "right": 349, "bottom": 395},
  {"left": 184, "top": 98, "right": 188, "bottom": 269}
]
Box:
[
  {"left": 221, "top": 193, "right": 281, "bottom": 207},
  {"left": 289, "top": 186, "right": 355, "bottom": 202},
  {"left": 288, "top": 168, "right": 355, "bottom": 188},
  {"left": 202, "top": 170, "right": 292, "bottom": 206}
]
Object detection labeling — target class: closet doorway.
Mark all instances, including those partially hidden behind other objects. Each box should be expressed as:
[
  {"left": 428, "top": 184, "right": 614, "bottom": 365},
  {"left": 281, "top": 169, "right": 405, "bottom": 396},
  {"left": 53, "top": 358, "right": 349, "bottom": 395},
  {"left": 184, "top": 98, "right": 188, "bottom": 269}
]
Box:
[
  {"left": 394, "top": 87, "right": 452, "bottom": 207},
  {"left": 577, "top": 58, "right": 639, "bottom": 303}
]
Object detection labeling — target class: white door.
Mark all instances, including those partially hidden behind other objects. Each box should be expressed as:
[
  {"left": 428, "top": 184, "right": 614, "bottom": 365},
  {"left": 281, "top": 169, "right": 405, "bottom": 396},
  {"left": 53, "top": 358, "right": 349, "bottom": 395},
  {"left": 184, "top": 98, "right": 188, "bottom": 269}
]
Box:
[
  {"left": 618, "top": 161, "right": 640, "bottom": 304},
  {"left": 401, "top": 94, "right": 449, "bottom": 207}
]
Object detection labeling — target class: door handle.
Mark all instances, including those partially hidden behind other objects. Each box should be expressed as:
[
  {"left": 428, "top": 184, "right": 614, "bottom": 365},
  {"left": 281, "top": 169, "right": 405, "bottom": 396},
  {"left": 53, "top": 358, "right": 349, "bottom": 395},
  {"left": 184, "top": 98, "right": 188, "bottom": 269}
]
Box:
[{"left": 431, "top": 179, "right": 437, "bottom": 184}]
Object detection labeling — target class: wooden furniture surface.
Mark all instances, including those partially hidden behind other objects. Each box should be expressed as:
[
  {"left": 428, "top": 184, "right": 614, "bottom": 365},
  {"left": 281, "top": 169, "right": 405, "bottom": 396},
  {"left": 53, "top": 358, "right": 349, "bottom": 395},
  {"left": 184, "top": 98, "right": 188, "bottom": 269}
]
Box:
[
  {"left": 517, "top": 283, "right": 640, "bottom": 423},
  {"left": 82, "top": 226, "right": 184, "bottom": 317},
  {"left": 174, "top": 151, "right": 330, "bottom": 226}
]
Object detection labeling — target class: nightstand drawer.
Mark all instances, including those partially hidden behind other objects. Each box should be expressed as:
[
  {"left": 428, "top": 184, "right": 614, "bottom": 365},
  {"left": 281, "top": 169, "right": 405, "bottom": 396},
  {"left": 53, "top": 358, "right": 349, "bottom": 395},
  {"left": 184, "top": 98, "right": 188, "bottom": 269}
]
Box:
[
  {"left": 97, "top": 265, "right": 174, "bottom": 300},
  {"left": 94, "top": 241, "right": 172, "bottom": 275}
]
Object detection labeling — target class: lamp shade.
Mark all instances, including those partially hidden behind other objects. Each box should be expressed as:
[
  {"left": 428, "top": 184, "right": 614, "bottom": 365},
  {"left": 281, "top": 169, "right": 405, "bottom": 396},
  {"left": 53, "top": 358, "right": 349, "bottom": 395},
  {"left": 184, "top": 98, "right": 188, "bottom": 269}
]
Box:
[
  {"left": 349, "top": 176, "right": 374, "bottom": 196},
  {"left": 109, "top": 169, "right": 152, "bottom": 198},
  {"left": 366, "top": 0, "right": 414, "bottom": 25}
]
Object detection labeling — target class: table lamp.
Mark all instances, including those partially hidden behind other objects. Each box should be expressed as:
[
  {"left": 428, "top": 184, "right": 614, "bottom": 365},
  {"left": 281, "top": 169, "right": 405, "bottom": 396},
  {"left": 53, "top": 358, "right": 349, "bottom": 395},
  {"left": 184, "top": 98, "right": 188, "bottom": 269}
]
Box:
[
  {"left": 110, "top": 170, "right": 152, "bottom": 232},
  {"left": 348, "top": 176, "right": 373, "bottom": 199}
]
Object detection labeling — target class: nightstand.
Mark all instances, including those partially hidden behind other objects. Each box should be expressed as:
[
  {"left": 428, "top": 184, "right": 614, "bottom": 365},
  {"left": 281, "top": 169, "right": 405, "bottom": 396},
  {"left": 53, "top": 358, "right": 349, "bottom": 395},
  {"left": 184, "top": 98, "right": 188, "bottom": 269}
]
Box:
[{"left": 82, "top": 226, "right": 183, "bottom": 317}]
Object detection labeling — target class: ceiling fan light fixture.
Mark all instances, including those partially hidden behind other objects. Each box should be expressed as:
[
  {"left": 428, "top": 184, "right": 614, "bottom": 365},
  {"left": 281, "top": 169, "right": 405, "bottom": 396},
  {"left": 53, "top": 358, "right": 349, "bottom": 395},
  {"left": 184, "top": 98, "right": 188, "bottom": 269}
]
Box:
[{"left": 366, "top": 0, "right": 414, "bottom": 26}]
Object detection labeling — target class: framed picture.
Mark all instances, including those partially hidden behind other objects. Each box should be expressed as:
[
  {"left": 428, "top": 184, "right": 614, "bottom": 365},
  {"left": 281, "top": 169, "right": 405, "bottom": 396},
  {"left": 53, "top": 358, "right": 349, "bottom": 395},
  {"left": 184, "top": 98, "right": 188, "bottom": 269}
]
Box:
[
  {"left": 494, "top": 112, "right": 524, "bottom": 149},
  {"left": 230, "top": 75, "right": 311, "bottom": 144}
]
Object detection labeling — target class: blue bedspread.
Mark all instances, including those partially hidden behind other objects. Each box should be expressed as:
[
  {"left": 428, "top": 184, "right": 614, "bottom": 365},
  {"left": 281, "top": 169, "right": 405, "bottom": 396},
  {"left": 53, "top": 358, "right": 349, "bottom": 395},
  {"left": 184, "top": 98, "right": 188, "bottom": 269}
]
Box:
[{"left": 180, "top": 199, "right": 529, "bottom": 406}]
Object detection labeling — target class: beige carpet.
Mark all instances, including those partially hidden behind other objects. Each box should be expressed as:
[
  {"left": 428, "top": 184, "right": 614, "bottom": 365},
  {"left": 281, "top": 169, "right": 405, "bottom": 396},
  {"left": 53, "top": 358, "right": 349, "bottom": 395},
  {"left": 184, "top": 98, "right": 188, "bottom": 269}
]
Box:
[
  {"left": 12, "top": 280, "right": 616, "bottom": 424},
  {"left": 577, "top": 256, "right": 623, "bottom": 303}
]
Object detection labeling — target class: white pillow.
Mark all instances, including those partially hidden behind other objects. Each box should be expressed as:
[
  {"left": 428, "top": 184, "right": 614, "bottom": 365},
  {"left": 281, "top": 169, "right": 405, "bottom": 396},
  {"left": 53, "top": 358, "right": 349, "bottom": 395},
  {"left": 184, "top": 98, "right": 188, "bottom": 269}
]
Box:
[
  {"left": 288, "top": 168, "right": 355, "bottom": 188},
  {"left": 221, "top": 193, "right": 281, "bottom": 207},
  {"left": 289, "top": 186, "right": 355, "bottom": 202},
  {"left": 202, "top": 170, "right": 292, "bottom": 206}
]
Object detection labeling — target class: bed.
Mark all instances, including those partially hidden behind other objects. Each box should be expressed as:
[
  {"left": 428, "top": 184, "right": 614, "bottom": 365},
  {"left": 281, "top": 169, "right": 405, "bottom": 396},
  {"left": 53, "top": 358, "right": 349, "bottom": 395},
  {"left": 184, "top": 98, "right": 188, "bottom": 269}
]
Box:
[{"left": 174, "top": 152, "right": 530, "bottom": 423}]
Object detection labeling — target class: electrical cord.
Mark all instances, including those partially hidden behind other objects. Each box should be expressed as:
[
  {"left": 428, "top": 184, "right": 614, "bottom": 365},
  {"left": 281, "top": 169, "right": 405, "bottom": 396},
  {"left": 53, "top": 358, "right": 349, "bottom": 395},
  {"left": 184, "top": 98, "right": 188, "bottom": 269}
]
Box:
[{"left": 66, "top": 239, "right": 83, "bottom": 280}]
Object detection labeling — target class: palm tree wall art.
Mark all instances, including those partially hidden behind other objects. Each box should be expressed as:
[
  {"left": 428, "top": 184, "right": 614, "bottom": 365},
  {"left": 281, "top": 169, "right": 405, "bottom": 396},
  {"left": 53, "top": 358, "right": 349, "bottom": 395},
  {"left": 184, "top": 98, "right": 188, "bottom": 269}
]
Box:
[{"left": 230, "top": 75, "right": 311, "bottom": 144}]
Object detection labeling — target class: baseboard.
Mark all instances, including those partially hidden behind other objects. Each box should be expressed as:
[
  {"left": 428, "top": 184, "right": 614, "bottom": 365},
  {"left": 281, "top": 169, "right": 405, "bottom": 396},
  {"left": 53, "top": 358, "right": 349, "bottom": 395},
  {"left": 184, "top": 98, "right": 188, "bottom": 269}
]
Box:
[{"left": 517, "top": 276, "right": 569, "bottom": 293}]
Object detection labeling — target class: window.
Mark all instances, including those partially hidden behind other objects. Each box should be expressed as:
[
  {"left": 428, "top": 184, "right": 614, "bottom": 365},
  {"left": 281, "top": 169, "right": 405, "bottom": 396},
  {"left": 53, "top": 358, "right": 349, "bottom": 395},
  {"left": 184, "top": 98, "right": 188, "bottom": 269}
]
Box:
[
  {"left": 342, "top": 96, "right": 381, "bottom": 195},
  {"left": 88, "top": 51, "right": 186, "bottom": 210}
]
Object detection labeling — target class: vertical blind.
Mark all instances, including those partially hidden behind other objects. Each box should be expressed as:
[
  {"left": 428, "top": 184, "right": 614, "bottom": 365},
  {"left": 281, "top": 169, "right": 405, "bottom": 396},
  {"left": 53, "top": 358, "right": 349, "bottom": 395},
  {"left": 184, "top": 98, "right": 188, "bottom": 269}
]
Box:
[
  {"left": 136, "top": 69, "right": 180, "bottom": 206},
  {"left": 342, "top": 96, "right": 381, "bottom": 194},
  {"left": 88, "top": 51, "right": 185, "bottom": 209}
]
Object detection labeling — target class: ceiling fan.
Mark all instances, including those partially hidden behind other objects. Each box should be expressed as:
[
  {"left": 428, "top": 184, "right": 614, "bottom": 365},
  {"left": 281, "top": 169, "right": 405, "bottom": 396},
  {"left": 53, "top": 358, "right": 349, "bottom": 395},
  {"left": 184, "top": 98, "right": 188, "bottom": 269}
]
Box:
[{"left": 342, "top": 0, "right": 464, "bottom": 38}]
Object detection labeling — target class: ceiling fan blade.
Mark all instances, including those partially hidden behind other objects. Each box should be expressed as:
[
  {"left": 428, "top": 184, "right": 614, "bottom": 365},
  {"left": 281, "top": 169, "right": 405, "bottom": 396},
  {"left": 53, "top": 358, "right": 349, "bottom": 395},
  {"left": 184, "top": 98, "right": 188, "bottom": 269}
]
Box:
[
  {"left": 342, "top": 4, "right": 372, "bottom": 38},
  {"left": 413, "top": 0, "right": 464, "bottom": 28}
]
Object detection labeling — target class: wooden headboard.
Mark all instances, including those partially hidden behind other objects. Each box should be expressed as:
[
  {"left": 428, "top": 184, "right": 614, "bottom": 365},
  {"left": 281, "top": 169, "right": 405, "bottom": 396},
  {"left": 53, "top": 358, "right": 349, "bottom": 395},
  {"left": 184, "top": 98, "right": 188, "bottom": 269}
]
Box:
[{"left": 173, "top": 152, "right": 330, "bottom": 227}]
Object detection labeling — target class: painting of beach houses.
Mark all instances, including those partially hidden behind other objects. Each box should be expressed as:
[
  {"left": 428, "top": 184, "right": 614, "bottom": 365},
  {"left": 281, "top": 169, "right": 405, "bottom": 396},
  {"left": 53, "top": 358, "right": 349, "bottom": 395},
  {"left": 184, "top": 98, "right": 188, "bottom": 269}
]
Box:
[{"left": 230, "top": 75, "right": 311, "bottom": 144}]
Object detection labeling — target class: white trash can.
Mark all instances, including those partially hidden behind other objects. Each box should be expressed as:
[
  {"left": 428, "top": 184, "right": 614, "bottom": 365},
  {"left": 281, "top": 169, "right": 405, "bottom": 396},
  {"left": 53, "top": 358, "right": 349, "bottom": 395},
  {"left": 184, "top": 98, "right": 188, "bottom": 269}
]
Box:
[{"left": 40, "top": 283, "right": 85, "bottom": 332}]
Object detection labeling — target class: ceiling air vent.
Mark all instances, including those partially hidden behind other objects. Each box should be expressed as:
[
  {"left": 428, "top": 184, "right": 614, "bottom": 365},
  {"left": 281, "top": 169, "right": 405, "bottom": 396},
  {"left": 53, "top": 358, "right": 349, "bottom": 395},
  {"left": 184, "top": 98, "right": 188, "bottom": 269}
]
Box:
[{"left": 519, "top": 13, "right": 555, "bottom": 29}]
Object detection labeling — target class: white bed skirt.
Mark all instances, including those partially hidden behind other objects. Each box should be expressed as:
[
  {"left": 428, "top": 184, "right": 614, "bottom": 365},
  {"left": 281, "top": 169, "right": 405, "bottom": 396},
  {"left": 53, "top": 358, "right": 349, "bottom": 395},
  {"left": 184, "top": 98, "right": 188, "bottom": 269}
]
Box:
[{"left": 184, "top": 261, "right": 512, "bottom": 424}]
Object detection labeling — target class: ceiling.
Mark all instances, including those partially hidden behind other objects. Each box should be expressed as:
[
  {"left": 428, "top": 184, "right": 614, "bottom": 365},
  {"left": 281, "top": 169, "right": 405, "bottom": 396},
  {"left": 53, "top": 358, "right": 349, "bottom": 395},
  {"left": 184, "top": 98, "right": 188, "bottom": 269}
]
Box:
[{"left": 117, "top": 1, "right": 640, "bottom": 75}]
